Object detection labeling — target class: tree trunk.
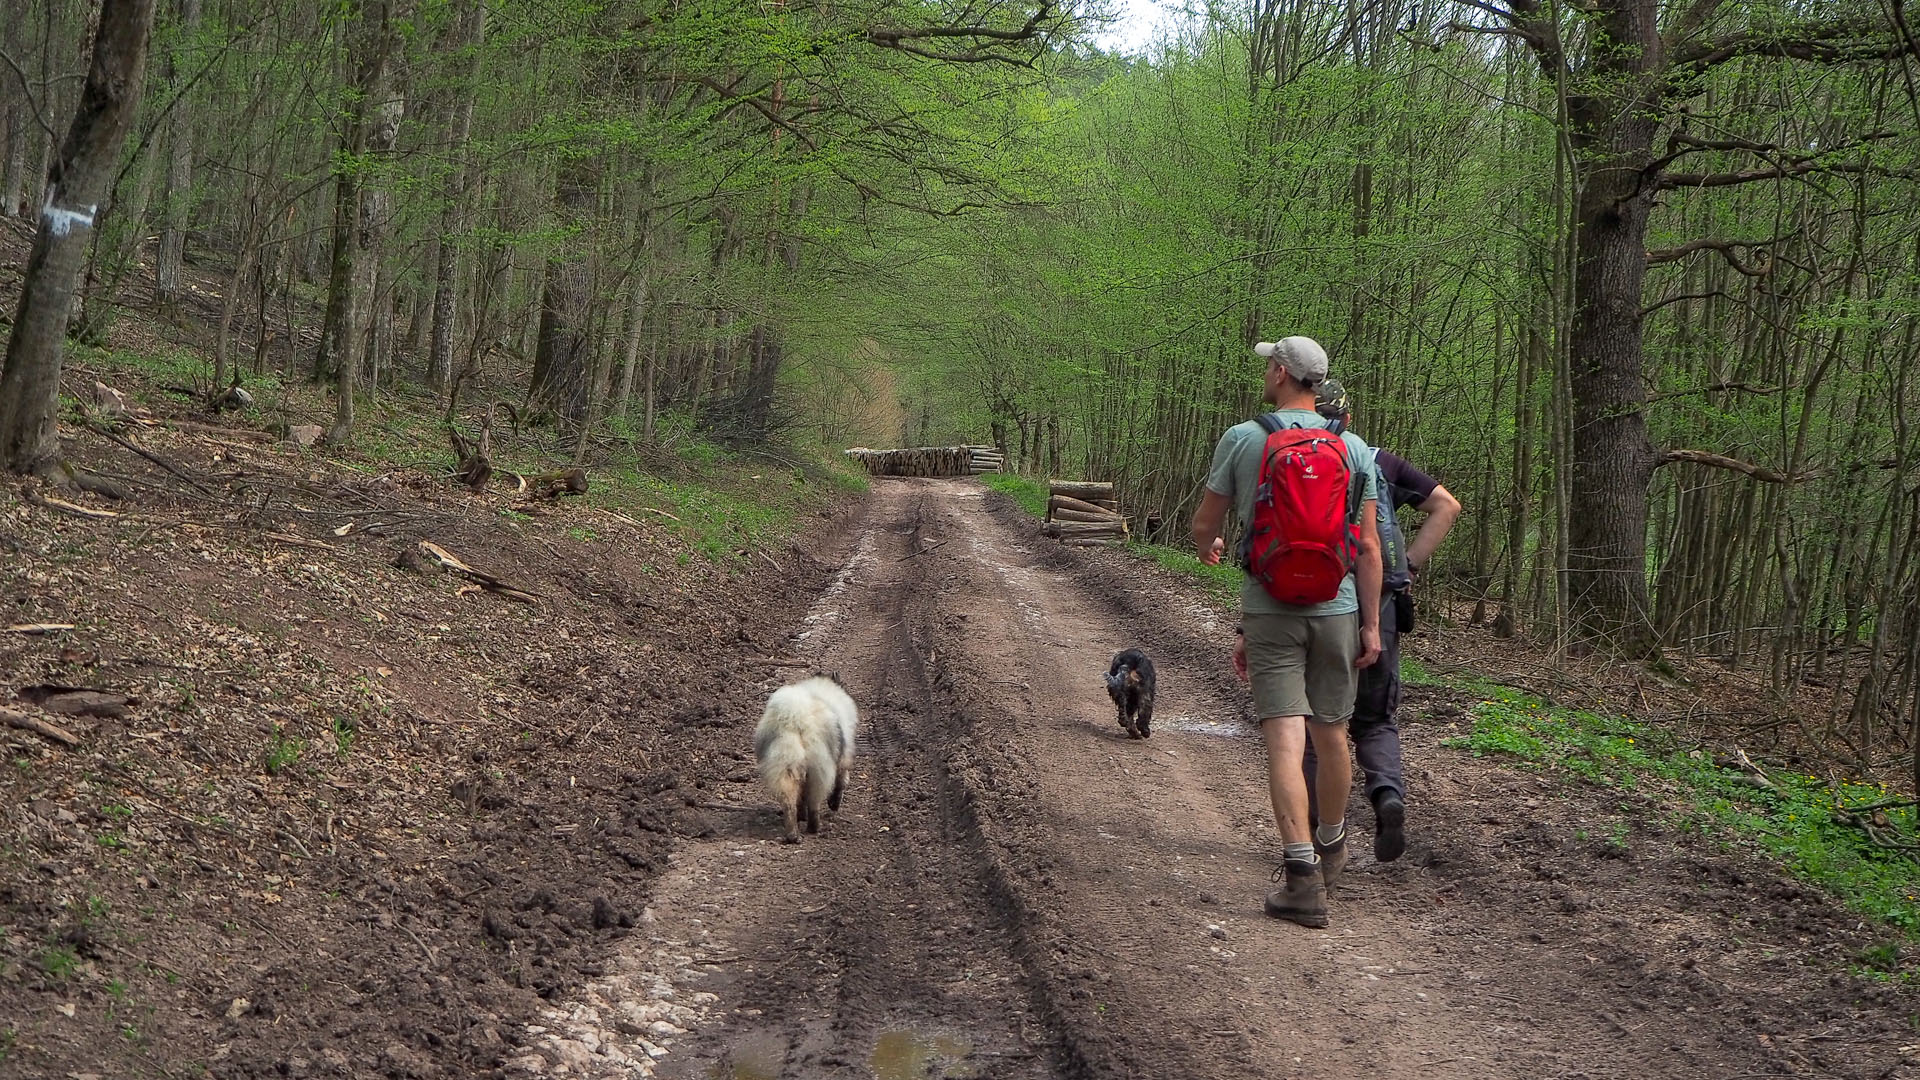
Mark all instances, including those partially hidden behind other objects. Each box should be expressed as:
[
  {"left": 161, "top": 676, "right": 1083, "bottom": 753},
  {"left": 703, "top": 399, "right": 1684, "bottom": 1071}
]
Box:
[
  {"left": 529, "top": 164, "right": 596, "bottom": 429},
  {"left": 615, "top": 270, "right": 646, "bottom": 420},
  {"left": 154, "top": 0, "right": 199, "bottom": 312},
  {"left": 1561, "top": 0, "right": 1664, "bottom": 655},
  {"left": 325, "top": 0, "right": 404, "bottom": 446},
  {"left": 1, "top": 103, "right": 27, "bottom": 218},
  {"left": 0, "top": 0, "right": 158, "bottom": 478},
  {"left": 427, "top": 0, "right": 483, "bottom": 397}
]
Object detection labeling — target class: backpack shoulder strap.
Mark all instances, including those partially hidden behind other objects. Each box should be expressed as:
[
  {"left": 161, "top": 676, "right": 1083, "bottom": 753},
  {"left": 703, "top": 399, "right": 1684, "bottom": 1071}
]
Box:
[{"left": 1253, "top": 412, "right": 1285, "bottom": 435}]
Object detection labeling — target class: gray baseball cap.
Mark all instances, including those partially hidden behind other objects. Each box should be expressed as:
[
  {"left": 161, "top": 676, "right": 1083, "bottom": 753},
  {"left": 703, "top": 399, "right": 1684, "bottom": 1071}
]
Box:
[{"left": 1253, "top": 336, "right": 1329, "bottom": 384}]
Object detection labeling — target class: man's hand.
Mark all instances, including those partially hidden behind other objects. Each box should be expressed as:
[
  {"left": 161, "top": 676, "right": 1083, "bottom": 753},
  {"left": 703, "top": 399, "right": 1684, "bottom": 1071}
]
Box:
[
  {"left": 1356, "top": 625, "right": 1381, "bottom": 669},
  {"left": 1232, "top": 633, "right": 1248, "bottom": 682},
  {"left": 1192, "top": 490, "right": 1231, "bottom": 567},
  {"left": 1201, "top": 536, "right": 1226, "bottom": 566}
]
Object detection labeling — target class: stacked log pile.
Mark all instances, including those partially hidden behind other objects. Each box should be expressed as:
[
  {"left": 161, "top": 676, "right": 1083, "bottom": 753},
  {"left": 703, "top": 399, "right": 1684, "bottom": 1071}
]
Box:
[
  {"left": 845, "top": 446, "right": 1003, "bottom": 476},
  {"left": 1044, "top": 480, "right": 1127, "bottom": 546}
]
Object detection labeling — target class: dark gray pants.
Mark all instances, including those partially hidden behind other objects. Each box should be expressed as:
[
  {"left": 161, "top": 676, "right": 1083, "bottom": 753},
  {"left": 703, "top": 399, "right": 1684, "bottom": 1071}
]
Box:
[{"left": 1305, "top": 593, "right": 1404, "bottom": 823}]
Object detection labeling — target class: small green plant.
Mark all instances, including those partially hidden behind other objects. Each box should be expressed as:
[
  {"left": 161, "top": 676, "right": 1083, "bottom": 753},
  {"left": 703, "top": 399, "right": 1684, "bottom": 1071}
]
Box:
[
  {"left": 331, "top": 714, "right": 357, "bottom": 756},
  {"left": 40, "top": 945, "right": 80, "bottom": 980},
  {"left": 566, "top": 525, "right": 598, "bottom": 542},
  {"left": 86, "top": 895, "right": 110, "bottom": 921},
  {"left": 95, "top": 830, "right": 126, "bottom": 851},
  {"left": 265, "top": 729, "right": 305, "bottom": 775},
  {"left": 499, "top": 508, "right": 531, "bottom": 524},
  {"left": 106, "top": 978, "right": 129, "bottom": 1000},
  {"left": 1860, "top": 942, "right": 1902, "bottom": 974}
]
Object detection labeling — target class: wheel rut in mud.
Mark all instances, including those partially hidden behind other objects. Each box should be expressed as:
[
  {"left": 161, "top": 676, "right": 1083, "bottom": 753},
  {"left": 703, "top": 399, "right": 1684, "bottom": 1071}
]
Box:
[{"left": 522, "top": 477, "right": 1919, "bottom": 1080}]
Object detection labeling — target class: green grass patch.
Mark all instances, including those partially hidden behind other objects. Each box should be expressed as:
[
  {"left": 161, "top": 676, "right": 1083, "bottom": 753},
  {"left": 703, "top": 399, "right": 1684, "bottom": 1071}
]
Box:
[
  {"left": 1129, "top": 542, "right": 1242, "bottom": 607},
  {"left": 978, "top": 473, "right": 1048, "bottom": 517},
  {"left": 1442, "top": 682, "right": 1920, "bottom": 941}
]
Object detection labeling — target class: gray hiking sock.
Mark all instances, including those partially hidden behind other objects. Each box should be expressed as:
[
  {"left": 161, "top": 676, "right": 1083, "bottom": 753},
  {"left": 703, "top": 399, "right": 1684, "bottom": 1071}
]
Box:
[
  {"left": 1283, "top": 841, "right": 1318, "bottom": 864},
  {"left": 1315, "top": 820, "right": 1346, "bottom": 847}
]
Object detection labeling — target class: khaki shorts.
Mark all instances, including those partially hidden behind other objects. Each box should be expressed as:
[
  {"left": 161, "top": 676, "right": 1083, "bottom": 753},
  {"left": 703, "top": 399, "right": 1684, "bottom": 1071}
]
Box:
[{"left": 1244, "top": 611, "right": 1360, "bottom": 724}]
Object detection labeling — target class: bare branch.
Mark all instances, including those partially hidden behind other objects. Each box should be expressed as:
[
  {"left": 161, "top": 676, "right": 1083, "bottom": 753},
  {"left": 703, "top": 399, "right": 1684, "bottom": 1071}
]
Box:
[
  {"left": 1659, "top": 156, "right": 1920, "bottom": 190},
  {"left": 1646, "top": 237, "right": 1775, "bottom": 276},
  {"left": 1649, "top": 381, "right": 1783, "bottom": 403},
  {"left": 1640, "top": 289, "right": 1738, "bottom": 317},
  {"left": 866, "top": 1, "right": 1059, "bottom": 64},
  {"left": 1670, "top": 16, "right": 1918, "bottom": 73},
  {"left": 1660, "top": 448, "right": 1822, "bottom": 483}
]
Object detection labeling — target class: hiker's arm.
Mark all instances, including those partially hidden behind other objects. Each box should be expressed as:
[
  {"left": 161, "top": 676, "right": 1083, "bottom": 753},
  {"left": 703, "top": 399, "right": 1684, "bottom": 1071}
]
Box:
[
  {"left": 1193, "top": 489, "right": 1232, "bottom": 566},
  {"left": 1355, "top": 498, "right": 1383, "bottom": 668},
  {"left": 1406, "top": 483, "right": 1461, "bottom": 572}
]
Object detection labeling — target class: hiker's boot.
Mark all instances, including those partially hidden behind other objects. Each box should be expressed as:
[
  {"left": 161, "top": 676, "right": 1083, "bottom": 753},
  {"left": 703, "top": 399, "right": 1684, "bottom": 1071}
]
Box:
[
  {"left": 1315, "top": 829, "right": 1349, "bottom": 893},
  {"left": 1373, "top": 791, "right": 1407, "bottom": 863},
  {"left": 1264, "top": 859, "right": 1328, "bottom": 928}
]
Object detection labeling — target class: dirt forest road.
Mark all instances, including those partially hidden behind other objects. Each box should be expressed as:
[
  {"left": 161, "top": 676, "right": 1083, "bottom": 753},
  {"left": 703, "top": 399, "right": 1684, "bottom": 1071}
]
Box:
[{"left": 524, "top": 478, "right": 1916, "bottom": 1080}]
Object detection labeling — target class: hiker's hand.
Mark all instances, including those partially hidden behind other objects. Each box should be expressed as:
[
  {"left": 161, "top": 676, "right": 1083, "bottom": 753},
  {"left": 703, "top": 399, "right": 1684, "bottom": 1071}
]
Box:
[
  {"left": 1232, "top": 635, "right": 1248, "bottom": 682},
  {"left": 1357, "top": 626, "right": 1381, "bottom": 669},
  {"left": 1200, "top": 537, "right": 1225, "bottom": 566}
]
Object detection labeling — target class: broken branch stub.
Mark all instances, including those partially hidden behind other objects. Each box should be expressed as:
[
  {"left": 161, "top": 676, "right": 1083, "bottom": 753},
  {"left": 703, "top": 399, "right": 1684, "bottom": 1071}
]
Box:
[{"left": 417, "top": 541, "right": 540, "bottom": 603}]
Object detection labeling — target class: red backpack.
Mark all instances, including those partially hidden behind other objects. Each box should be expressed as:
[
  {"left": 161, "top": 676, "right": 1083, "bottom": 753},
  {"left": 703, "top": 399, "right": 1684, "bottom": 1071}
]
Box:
[{"left": 1242, "top": 414, "right": 1363, "bottom": 606}]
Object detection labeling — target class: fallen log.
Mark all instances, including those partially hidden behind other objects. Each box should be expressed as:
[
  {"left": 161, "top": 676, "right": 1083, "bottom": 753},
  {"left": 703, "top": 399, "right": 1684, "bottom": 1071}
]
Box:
[
  {"left": 1044, "top": 521, "right": 1129, "bottom": 538},
  {"left": 527, "top": 467, "right": 588, "bottom": 499},
  {"left": 1048, "top": 494, "right": 1114, "bottom": 517},
  {"left": 417, "top": 541, "right": 541, "bottom": 603},
  {"left": 1061, "top": 537, "right": 1118, "bottom": 547},
  {"left": 1048, "top": 480, "right": 1114, "bottom": 499},
  {"left": 1, "top": 708, "right": 79, "bottom": 747},
  {"left": 1051, "top": 507, "right": 1126, "bottom": 524}
]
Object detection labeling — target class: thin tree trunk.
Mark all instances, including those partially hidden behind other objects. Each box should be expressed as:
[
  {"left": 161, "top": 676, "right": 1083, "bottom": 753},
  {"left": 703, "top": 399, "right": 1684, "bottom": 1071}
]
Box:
[
  {"left": 1, "top": 102, "right": 28, "bottom": 217},
  {"left": 0, "top": 0, "right": 158, "bottom": 479},
  {"left": 427, "top": 0, "right": 483, "bottom": 397},
  {"left": 325, "top": 0, "right": 404, "bottom": 446},
  {"left": 615, "top": 270, "right": 646, "bottom": 420},
  {"left": 154, "top": 0, "right": 200, "bottom": 312},
  {"left": 530, "top": 163, "right": 597, "bottom": 429}
]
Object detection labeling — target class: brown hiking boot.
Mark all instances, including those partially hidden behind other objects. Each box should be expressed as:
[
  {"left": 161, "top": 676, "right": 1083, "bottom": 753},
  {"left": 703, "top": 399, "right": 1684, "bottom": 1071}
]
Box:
[
  {"left": 1264, "top": 859, "right": 1328, "bottom": 928},
  {"left": 1315, "top": 830, "right": 1349, "bottom": 893}
]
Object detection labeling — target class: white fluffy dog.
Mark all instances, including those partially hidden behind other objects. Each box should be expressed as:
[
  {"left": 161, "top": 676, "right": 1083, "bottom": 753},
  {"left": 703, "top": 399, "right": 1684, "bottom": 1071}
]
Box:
[{"left": 753, "top": 676, "right": 859, "bottom": 843}]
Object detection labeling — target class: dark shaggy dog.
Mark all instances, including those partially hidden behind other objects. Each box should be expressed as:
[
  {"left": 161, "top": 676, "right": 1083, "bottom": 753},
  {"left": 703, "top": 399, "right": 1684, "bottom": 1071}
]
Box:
[{"left": 1104, "top": 648, "right": 1156, "bottom": 739}]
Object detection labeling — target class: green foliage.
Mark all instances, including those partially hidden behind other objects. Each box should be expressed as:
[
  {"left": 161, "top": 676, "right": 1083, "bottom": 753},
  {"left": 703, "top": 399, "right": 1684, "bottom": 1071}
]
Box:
[
  {"left": 265, "top": 729, "right": 305, "bottom": 776},
  {"left": 40, "top": 945, "right": 80, "bottom": 981},
  {"left": 331, "top": 714, "right": 357, "bottom": 756},
  {"left": 1128, "top": 543, "right": 1242, "bottom": 608},
  {"left": 978, "top": 473, "right": 1048, "bottom": 517},
  {"left": 1442, "top": 684, "right": 1920, "bottom": 938}
]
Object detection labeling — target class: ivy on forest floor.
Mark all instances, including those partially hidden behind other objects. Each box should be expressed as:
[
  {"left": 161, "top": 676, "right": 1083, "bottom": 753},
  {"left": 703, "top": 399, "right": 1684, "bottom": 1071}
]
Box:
[{"left": 1413, "top": 659, "right": 1920, "bottom": 965}]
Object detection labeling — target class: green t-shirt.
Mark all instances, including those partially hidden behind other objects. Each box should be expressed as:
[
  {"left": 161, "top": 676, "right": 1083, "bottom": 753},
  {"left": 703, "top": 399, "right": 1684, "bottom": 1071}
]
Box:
[{"left": 1204, "top": 410, "right": 1378, "bottom": 617}]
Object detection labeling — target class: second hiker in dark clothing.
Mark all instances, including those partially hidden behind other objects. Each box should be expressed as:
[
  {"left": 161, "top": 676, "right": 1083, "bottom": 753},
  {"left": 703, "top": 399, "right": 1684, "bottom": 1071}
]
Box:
[{"left": 1303, "top": 379, "right": 1461, "bottom": 862}]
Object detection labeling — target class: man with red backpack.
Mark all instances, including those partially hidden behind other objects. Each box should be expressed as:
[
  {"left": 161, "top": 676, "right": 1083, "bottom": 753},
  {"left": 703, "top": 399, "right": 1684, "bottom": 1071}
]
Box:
[{"left": 1191, "top": 335, "right": 1383, "bottom": 928}]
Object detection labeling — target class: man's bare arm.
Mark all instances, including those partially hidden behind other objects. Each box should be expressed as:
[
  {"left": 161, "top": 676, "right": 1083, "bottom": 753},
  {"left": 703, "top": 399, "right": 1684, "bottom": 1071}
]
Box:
[
  {"left": 1406, "top": 483, "right": 1461, "bottom": 570},
  {"left": 1193, "top": 489, "right": 1233, "bottom": 566}
]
